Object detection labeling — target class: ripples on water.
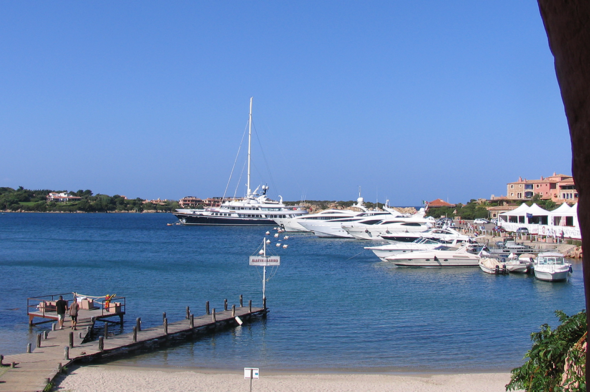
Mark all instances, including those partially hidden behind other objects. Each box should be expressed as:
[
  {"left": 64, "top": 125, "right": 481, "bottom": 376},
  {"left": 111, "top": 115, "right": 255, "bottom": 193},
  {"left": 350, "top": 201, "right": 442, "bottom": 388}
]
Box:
[{"left": 0, "top": 213, "right": 585, "bottom": 372}]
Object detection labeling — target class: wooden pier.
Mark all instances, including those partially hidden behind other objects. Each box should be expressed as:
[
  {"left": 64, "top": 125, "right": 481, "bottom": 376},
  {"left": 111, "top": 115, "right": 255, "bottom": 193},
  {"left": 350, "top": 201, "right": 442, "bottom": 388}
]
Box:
[
  {"left": 26, "top": 293, "right": 126, "bottom": 326},
  {"left": 0, "top": 296, "right": 267, "bottom": 392}
]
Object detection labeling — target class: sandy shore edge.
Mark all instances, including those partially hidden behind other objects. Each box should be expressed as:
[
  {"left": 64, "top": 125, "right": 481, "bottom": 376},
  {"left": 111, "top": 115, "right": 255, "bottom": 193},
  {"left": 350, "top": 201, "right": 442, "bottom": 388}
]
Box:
[{"left": 55, "top": 365, "right": 517, "bottom": 391}]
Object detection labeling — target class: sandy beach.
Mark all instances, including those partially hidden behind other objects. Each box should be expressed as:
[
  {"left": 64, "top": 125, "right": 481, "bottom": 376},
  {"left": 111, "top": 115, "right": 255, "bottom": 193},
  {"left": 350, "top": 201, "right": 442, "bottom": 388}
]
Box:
[{"left": 55, "top": 365, "right": 516, "bottom": 392}]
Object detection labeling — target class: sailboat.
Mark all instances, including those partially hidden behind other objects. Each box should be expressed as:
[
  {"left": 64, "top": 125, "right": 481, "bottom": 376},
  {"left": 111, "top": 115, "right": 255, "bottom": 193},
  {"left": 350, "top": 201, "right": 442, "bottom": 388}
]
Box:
[{"left": 173, "top": 98, "right": 308, "bottom": 226}]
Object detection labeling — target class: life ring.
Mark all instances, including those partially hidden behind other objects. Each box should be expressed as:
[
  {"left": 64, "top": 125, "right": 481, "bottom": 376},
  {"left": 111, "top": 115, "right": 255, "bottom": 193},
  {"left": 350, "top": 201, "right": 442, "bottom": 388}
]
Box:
[{"left": 541, "top": 226, "right": 546, "bottom": 235}]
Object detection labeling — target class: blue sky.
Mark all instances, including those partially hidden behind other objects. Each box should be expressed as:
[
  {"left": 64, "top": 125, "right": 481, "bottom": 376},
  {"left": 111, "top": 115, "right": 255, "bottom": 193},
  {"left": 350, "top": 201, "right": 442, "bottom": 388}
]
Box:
[{"left": 0, "top": 1, "right": 571, "bottom": 205}]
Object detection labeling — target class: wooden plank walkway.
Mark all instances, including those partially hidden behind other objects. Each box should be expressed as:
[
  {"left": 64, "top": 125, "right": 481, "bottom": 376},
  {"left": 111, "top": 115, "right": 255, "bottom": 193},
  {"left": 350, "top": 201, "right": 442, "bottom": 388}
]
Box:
[{"left": 0, "top": 304, "right": 267, "bottom": 392}]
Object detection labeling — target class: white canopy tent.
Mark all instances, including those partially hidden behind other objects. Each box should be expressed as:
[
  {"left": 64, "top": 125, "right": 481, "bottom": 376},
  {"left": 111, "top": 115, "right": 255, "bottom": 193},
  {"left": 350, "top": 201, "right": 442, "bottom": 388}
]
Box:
[{"left": 498, "top": 203, "right": 580, "bottom": 239}]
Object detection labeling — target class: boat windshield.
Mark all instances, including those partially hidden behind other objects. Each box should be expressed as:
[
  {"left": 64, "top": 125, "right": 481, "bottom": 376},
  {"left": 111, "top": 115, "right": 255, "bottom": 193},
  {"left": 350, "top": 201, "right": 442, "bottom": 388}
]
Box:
[{"left": 539, "top": 257, "right": 564, "bottom": 265}]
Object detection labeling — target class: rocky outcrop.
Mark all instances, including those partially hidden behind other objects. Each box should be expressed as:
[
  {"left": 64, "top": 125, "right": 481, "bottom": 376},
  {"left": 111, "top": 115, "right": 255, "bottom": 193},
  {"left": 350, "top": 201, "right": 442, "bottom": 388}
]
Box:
[{"left": 537, "top": 1, "right": 590, "bottom": 387}]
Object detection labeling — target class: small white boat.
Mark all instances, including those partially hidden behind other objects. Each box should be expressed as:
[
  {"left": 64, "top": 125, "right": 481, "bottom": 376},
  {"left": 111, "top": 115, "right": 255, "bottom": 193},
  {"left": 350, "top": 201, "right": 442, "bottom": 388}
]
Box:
[
  {"left": 504, "top": 253, "right": 534, "bottom": 274},
  {"left": 533, "top": 252, "right": 572, "bottom": 282},
  {"left": 479, "top": 257, "right": 508, "bottom": 274}
]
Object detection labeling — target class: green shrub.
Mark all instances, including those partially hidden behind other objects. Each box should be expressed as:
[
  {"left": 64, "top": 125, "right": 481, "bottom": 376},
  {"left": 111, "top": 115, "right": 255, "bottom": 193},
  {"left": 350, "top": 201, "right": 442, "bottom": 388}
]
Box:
[{"left": 507, "top": 310, "right": 586, "bottom": 391}]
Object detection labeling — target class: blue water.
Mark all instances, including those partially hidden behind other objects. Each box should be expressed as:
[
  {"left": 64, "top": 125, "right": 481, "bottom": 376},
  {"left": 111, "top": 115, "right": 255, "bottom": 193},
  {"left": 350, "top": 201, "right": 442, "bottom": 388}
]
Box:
[{"left": 0, "top": 213, "right": 585, "bottom": 372}]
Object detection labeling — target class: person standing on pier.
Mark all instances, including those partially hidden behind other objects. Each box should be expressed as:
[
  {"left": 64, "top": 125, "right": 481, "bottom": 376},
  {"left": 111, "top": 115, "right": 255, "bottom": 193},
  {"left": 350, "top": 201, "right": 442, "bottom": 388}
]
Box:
[
  {"left": 69, "top": 296, "right": 80, "bottom": 330},
  {"left": 55, "top": 295, "right": 67, "bottom": 330}
]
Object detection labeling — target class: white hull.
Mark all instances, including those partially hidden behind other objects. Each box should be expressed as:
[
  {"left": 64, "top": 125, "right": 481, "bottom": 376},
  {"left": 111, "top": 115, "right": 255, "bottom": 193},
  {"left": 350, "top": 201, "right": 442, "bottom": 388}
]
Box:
[
  {"left": 274, "top": 208, "right": 363, "bottom": 233},
  {"left": 533, "top": 252, "right": 571, "bottom": 281},
  {"left": 365, "top": 239, "right": 442, "bottom": 261},
  {"left": 345, "top": 222, "right": 430, "bottom": 240},
  {"left": 534, "top": 269, "right": 570, "bottom": 281},
  {"left": 272, "top": 217, "right": 308, "bottom": 232},
  {"left": 386, "top": 246, "right": 482, "bottom": 267},
  {"left": 389, "top": 256, "right": 480, "bottom": 267},
  {"left": 299, "top": 211, "right": 392, "bottom": 239}
]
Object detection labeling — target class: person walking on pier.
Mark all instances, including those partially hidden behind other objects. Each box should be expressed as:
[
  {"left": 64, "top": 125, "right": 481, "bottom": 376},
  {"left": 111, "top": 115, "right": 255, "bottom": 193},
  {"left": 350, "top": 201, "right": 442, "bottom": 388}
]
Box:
[
  {"left": 69, "top": 296, "right": 80, "bottom": 330},
  {"left": 55, "top": 295, "right": 67, "bottom": 330}
]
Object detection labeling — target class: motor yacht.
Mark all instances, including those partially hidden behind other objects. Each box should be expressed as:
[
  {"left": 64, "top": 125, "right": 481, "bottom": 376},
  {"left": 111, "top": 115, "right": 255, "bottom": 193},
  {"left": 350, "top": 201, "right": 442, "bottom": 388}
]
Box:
[
  {"left": 533, "top": 252, "right": 572, "bottom": 281},
  {"left": 298, "top": 211, "right": 392, "bottom": 238},
  {"left": 273, "top": 196, "right": 367, "bottom": 232},
  {"left": 380, "top": 227, "right": 472, "bottom": 244},
  {"left": 342, "top": 209, "right": 431, "bottom": 240},
  {"left": 385, "top": 244, "right": 487, "bottom": 267},
  {"left": 365, "top": 237, "right": 445, "bottom": 261}
]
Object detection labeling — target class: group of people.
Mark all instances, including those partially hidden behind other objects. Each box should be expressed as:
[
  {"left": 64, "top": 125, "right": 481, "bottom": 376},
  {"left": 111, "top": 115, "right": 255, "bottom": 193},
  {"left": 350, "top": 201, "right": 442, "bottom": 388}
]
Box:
[{"left": 54, "top": 295, "right": 79, "bottom": 330}]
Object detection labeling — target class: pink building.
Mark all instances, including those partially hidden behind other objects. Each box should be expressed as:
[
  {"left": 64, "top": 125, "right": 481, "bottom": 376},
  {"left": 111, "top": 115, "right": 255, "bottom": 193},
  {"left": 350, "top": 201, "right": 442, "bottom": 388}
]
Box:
[{"left": 504, "top": 173, "right": 578, "bottom": 204}]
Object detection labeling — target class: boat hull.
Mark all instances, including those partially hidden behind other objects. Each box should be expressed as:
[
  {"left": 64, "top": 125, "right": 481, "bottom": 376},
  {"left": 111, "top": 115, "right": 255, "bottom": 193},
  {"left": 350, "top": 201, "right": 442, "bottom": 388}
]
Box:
[
  {"left": 534, "top": 269, "right": 571, "bottom": 281},
  {"left": 175, "top": 214, "right": 277, "bottom": 226},
  {"left": 389, "top": 256, "right": 480, "bottom": 267}
]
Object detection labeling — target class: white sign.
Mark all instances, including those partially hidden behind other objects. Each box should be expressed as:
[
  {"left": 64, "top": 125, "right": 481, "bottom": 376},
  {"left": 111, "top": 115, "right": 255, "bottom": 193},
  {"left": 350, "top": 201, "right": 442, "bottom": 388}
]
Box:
[
  {"left": 244, "top": 367, "right": 260, "bottom": 379},
  {"left": 249, "top": 256, "right": 280, "bottom": 266}
]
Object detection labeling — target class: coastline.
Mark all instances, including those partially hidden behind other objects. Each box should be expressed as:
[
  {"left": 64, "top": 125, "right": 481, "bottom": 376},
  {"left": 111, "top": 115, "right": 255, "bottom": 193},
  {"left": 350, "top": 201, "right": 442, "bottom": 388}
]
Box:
[{"left": 55, "top": 364, "right": 516, "bottom": 392}]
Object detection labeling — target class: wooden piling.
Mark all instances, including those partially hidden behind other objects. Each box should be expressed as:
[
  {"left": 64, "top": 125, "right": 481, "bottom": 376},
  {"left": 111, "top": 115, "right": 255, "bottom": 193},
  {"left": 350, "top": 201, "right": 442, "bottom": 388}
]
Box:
[
  {"left": 232, "top": 304, "right": 236, "bottom": 317},
  {"left": 190, "top": 314, "right": 194, "bottom": 328},
  {"left": 206, "top": 301, "right": 210, "bottom": 315},
  {"left": 132, "top": 326, "right": 137, "bottom": 342},
  {"left": 163, "top": 312, "right": 166, "bottom": 322},
  {"left": 240, "top": 295, "right": 243, "bottom": 307},
  {"left": 164, "top": 318, "right": 168, "bottom": 335},
  {"left": 136, "top": 317, "right": 141, "bottom": 332},
  {"left": 224, "top": 299, "right": 228, "bottom": 311},
  {"left": 36, "top": 333, "right": 42, "bottom": 348},
  {"left": 212, "top": 308, "right": 216, "bottom": 322},
  {"left": 98, "top": 336, "right": 104, "bottom": 351},
  {"left": 186, "top": 306, "right": 190, "bottom": 319},
  {"left": 249, "top": 300, "right": 252, "bottom": 313},
  {"left": 64, "top": 346, "right": 69, "bottom": 360},
  {"left": 26, "top": 343, "right": 31, "bottom": 353},
  {"left": 69, "top": 332, "right": 74, "bottom": 348}
]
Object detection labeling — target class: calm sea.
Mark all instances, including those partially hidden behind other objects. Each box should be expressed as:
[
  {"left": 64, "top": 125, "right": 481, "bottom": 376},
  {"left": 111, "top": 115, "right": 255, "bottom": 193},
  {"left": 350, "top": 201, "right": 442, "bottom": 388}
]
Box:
[{"left": 0, "top": 213, "right": 585, "bottom": 372}]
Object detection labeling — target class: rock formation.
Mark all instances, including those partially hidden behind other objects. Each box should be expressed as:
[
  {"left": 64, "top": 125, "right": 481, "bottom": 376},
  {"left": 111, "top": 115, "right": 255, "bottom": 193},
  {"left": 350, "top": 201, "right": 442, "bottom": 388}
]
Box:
[{"left": 537, "top": 1, "right": 590, "bottom": 388}]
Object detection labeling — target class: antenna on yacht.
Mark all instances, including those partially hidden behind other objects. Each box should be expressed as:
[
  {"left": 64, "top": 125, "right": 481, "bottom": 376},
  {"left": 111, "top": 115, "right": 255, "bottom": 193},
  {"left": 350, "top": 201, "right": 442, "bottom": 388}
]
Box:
[{"left": 247, "top": 97, "right": 253, "bottom": 198}]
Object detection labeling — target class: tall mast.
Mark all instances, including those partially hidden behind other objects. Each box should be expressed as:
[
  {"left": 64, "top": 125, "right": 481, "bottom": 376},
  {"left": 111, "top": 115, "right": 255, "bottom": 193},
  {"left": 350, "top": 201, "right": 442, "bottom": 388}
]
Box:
[{"left": 247, "top": 97, "right": 253, "bottom": 198}]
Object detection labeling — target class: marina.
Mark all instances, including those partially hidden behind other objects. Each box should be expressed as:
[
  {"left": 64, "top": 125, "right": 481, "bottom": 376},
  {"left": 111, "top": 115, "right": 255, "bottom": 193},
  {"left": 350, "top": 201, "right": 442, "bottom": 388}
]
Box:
[{"left": 0, "top": 213, "right": 585, "bottom": 386}]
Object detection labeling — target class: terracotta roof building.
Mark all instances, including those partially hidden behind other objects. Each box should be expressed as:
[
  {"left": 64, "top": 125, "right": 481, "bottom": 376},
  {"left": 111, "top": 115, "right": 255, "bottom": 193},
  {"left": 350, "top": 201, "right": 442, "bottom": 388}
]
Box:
[
  {"left": 505, "top": 172, "right": 578, "bottom": 203},
  {"left": 427, "top": 199, "right": 455, "bottom": 207}
]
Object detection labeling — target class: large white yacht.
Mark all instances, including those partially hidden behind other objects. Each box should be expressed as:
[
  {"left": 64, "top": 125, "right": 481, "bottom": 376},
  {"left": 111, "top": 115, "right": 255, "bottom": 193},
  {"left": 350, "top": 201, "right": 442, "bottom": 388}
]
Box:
[
  {"left": 365, "top": 238, "right": 445, "bottom": 261},
  {"left": 385, "top": 244, "right": 487, "bottom": 267},
  {"left": 341, "top": 208, "right": 431, "bottom": 240},
  {"left": 298, "top": 211, "right": 393, "bottom": 238},
  {"left": 173, "top": 98, "right": 308, "bottom": 226},
  {"left": 380, "top": 227, "right": 472, "bottom": 244},
  {"left": 273, "top": 196, "right": 368, "bottom": 232}
]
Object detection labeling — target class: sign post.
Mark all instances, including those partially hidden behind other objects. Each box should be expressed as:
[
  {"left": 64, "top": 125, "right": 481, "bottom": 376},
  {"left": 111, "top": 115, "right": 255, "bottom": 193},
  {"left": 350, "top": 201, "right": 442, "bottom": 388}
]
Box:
[
  {"left": 249, "top": 238, "right": 280, "bottom": 304},
  {"left": 244, "top": 367, "right": 259, "bottom": 392}
]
